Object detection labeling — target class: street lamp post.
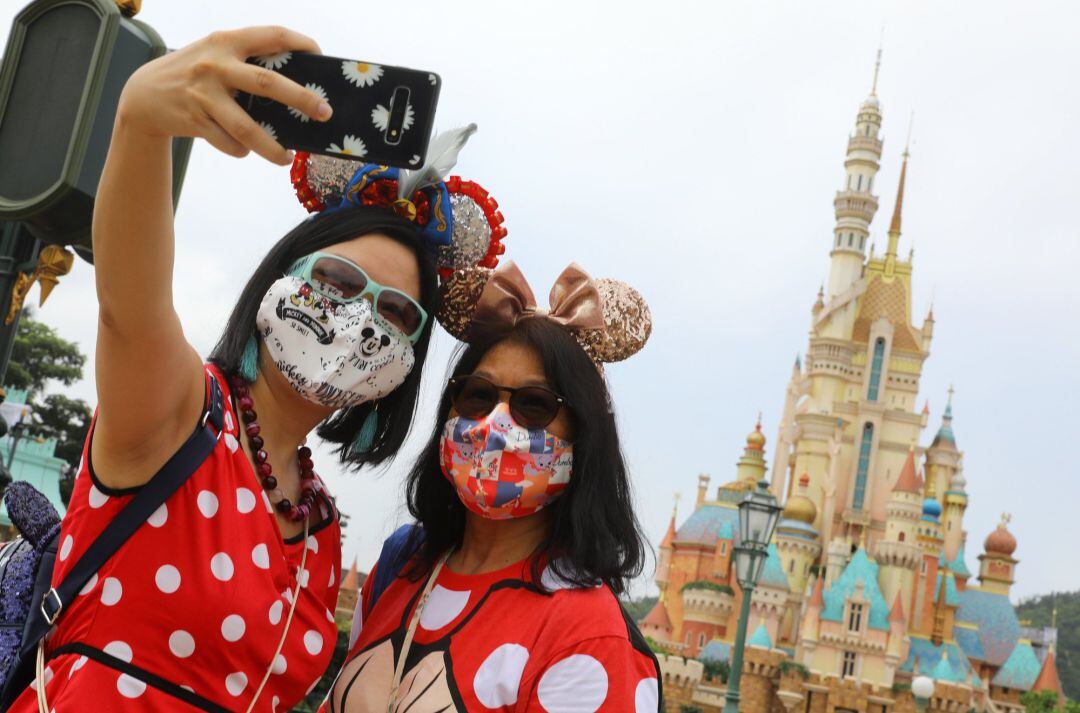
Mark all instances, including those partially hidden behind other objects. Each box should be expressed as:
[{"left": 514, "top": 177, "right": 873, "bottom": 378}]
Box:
[
  {"left": 722, "top": 480, "right": 783, "bottom": 713},
  {"left": 912, "top": 675, "right": 935, "bottom": 712}
]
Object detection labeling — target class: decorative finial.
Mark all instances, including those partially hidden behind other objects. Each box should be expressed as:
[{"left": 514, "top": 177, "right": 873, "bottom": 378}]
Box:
[
  {"left": 672, "top": 492, "right": 681, "bottom": 517},
  {"left": 945, "top": 386, "right": 954, "bottom": 419},
  {"left": 871, "top": 31, "right": 884, "bottom": 95},
  {"left": 904, "top": 111, "right": 915, "bottom": 158},
  {"left": 1000, "top": 512, "right": 1012, "bottom": 528},
  {"left": 756, "top": 411, "right": 763, "bottom": 430}
]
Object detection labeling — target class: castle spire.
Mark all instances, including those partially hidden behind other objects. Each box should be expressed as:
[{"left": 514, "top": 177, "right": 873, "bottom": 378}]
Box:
[
  {"left": 885, "top": 118, "right": 913, "bottom": 265},
  {"left": 825, "top": 53, "right": 884, "bottom": 298},
  {"left": 871, "top": 42, "right": 883, "bottom": 96}
]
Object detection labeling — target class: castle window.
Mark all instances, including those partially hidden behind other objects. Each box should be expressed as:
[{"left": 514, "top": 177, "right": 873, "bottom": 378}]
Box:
[
  {"left": 842, "top": 651, "right": 858, "bottom": 678},
  {"left": 686, "top": 631, "right": 692, "bottom": 645},
  {"left": 921, "top": 560, "right": 927, "bottom": 575},
  {"left": 848, "top": 603, "right": 864, "bottom": 632},
  {"left": 852, "top": 423, "right": 874, "bottom": 510},
  {"left": 860, "top": 235, "right": 866, "bottom": 250},
  {"left": 857, "top": 175, "right": 863, "bottom": 191},
  {"left": 899, "top": 532, "right": 906, "bottom": 543},
  {"left": 789, "top": 559, "right": 795, "bottom": 573},
  {"left": 867, "top": 337, "right": 886, "bottom": 401},
  {"left": 721, "top": 542, "right": 728, "bottom": 555}
]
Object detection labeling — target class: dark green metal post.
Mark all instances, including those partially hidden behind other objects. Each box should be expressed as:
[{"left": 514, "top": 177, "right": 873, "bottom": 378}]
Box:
[{"left": 0, "top": 222, "right": 41, "bottom": 386}]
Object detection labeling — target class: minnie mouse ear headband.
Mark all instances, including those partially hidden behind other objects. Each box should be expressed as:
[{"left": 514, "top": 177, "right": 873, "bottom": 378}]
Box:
[
  {"left": 290, "top": 124, "right": 506, "bottom": 279},
  {"left": 438, "top": 261, "right": 652, "bottom": 365}
]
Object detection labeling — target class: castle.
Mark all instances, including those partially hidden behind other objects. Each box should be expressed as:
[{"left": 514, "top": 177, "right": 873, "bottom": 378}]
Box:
[{"left": 640, "top": 54, "right": 1064, "bottom": 713}]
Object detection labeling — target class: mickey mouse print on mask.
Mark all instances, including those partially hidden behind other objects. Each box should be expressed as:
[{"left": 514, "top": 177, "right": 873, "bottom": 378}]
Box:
[
  {"left": 440, "top": 402, "right": 573, "bottom": 520},
  {"left": 256, "top": 275, "right": 415, "bottom": 409}
]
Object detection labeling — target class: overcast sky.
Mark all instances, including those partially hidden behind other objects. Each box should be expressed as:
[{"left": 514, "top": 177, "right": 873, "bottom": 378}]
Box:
[{"left": 3, "top": 1, "right": 1077, "bottom": 601}]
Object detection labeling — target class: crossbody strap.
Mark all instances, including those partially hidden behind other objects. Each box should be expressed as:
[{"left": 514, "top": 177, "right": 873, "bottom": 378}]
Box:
[{"left": 20, "top": 374, "right": 225, "bottom": 661}]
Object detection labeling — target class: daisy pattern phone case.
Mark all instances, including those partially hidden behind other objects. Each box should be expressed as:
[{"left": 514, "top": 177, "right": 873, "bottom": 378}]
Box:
[{"left": 237, "top": 52, "right": 441, "bottom": 169}]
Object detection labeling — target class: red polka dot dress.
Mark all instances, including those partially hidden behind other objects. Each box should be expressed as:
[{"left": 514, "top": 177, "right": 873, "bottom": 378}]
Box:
[
  {"left": 8, "top": 366, "right": 342, "bottom": 712},
  {"left": 322, "top": 555, "right": 662, "bottom": 712}
]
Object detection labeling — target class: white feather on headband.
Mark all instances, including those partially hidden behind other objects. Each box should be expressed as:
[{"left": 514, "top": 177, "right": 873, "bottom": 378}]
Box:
[{"left": 397, "top": 124, "right": 478, "bottom": 199}]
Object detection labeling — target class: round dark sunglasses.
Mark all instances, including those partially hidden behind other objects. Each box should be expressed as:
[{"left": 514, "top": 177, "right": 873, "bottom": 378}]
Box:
[{"left": 448, "top": 374, "right": 568, "bottom": 429}]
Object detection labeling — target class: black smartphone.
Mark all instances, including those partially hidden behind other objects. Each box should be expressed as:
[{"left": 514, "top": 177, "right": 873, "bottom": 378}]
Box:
[{"left": 237, "top": 52, "right": 440, "bottom": 169}]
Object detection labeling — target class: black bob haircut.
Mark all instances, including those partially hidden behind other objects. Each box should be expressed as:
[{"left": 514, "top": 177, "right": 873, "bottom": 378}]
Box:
[
  {"left": 209, "top": 206, "right": 439, "bottom": 469},
  {"left": 404, "top": 317, "right": 647, "bottom": 595}
]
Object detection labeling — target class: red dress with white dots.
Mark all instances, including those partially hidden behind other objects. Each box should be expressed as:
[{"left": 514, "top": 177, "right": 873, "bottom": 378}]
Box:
[
  {"left": 321, "top": 554, "right": 662, "bottom": 712},
  {"left": 8, "top": 366, "right": 342, "bottom": 712}
]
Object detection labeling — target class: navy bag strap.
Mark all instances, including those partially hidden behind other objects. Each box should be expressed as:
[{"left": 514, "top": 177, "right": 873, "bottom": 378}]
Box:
[
  {"left": 369, "top": 523, "right": 424, "bottom": 610},
  {"left": 18, "top": 373, "right": 225, "bottom": 662}
]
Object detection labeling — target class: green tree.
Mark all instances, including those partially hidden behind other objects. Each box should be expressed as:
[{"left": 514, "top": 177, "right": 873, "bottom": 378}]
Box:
[
  {"left": 3, "top": 312, "right": 91, "bottom": 505},
  {"left": 7, "top": 313, "right": 85, "bottom": 395}
]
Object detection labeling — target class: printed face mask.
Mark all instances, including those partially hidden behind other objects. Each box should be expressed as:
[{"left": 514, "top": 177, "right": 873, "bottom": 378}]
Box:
[
  {"left": 439, "top": 403, "right": 573, "bottom": 520},
  {"left": 256, "top": 275, "right": 415, "bottom": 409}
]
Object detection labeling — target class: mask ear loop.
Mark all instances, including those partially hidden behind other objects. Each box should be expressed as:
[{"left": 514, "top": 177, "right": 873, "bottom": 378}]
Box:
[{"left": 246, "top": 518, "right": 310, "bottom": 713}]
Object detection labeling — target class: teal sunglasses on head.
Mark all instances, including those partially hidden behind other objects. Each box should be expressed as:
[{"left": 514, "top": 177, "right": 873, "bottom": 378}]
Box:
[{"left": 288, "top": 251, "right": 428, "bottom": 342}]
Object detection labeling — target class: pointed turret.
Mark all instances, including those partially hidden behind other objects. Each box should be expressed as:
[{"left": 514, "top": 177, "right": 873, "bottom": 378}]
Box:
[
  {"left": 656, "top": 498, "right": 678, "bottom": 589},
  {"left": 894, "top": 446, "right": 922, "bottom": 494},
  {"left": 888, "top": 593, "right": 906, "bottom": 624},
  {"left": 1032, "top": 649, "right": 1065, "bottom": 705},
  {"left": 341, "top": 557, "right": 361, "bottom": 593}
]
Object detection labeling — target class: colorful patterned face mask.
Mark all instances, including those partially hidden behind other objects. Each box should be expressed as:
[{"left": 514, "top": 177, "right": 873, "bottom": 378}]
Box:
[{"left": 439, "top": 403, "right": 573, "bottom": 520}]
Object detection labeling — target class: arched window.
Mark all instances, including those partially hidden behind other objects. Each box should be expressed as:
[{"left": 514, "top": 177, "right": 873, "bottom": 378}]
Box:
[
  {"left": 867, "top": 337, "right": 886, "bottom": 401},
  {"left": 899, "top": 531, "right": 906, "bottom": 543},
  {"left": 857, "top": 175, "right": 863, "bottom": 191},
  {"left": 860, "top": 235, "right": 866, "bottom": 250},
  {"left": 853, "top": 423, "right": 873, "bottom": 510},
  {"left": 699, "top": 633, "right": 706, "bottom": 648},
  {"left": 848, "top": 234, "right": 854, "bottom": 247},
  {"left": 789, "top": 559, "right": 795, "bottom": 573}
]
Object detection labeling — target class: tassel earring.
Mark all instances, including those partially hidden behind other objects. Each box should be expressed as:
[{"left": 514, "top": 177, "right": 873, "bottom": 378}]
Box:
[
  {"left": 352, "top": 403, "right": 379, "bottom": 454},
  {"left": 239, "top": 333, "right": 259, "bottom": 383}
]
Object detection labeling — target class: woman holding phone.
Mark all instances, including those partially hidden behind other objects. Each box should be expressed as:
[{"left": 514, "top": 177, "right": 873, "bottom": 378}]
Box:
[
  {"left": 7, "top": 26, "right": 504, "bottom": 712},
  {"left": 324, "top": 262, "right": 662, "bottom": 712}
]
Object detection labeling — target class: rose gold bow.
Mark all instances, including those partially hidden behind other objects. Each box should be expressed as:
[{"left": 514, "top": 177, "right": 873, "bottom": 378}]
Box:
[{"left": 470, "top": 261, "right": 605, "bottom": 335}]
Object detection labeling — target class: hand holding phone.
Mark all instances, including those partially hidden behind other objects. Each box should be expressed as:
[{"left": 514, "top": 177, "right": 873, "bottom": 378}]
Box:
[{"left": 237, "top": 52, "right": 441, "bottom": 169}]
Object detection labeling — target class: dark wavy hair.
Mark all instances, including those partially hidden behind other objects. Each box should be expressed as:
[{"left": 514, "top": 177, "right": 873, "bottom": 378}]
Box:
[
  {"left": 209, "top": 206, "right": 438, "bottom": 469},
  {"left": 403, "top": 317, "right": 646, "bottom": 595}
]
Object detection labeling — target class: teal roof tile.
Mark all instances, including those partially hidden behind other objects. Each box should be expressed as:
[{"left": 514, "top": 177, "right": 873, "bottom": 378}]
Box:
[
  {"left": 900, "top": 637, "right": 973, "bottom": 683},
  {"left": 992, "top": 640, "right": 1040, "bottom": 690},
  {"left": 747, "top": 624, "right": 772, "bottom": 649},
  {"left": 955, "top": 626, "right": 986, "bottom": 662},
  {"left": 821, "top": 549, "right": 890, "bottom": 631},
  {"left": 699, "top": 640, "right": 731, "bottom": 663},
  {"left": 758, "top": 544, "right": 790, "bottom": 591},
  {"left": 935, "top": 572, "right": 960, "bottom": 607},
  {"left": 957, "top": 588, "right": 1021, "bottom": 666},
  {"left": 675, "top": 505, "right": 740, "bottom": 546}
]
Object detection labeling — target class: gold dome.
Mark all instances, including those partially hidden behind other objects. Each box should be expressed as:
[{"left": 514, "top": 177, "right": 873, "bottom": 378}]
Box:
[
  {"left": 746, "top": 417, "right": 766, "bottom": 450},
  {"left": 783, "top": 494, "right": 817, "bottom": 525},
  {"left": 781, "top": 474, "right": 816, "bottom": 524}
]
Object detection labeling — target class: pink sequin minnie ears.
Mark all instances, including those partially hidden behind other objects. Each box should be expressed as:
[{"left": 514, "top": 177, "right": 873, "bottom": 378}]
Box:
[
  {"left": 438, "top": 261, "right": 652, "bottom": 365},
  {"left": 289, "top": 124, "right": 506, "bottom": 279}
]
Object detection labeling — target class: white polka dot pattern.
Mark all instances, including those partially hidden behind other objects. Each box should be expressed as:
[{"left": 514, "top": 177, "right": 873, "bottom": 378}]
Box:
[
  {"left": 59, "top": 535, "right": 73, "bottom": 561},
  {"left": 537, "top": 654, "right": 609, "bottom": 712},
  {"left": 103, "top": 641, "right": 133, "bottom": 663},
  {"left": 169, "top": 630, "right": 196, "bottom": 658},
  {"left": 236, "top": 487, "right": 256, "bottom": 514},
  {"left": 88, "top": 485, "right": 108, "bottom": 509},
  {"left": 225, "top": 671, "right": 248, "bottom": 696},
  {"left": 268, "top": 599, "right": 284, "bottom": 625},
  {"left": 196, "top": 491, "right": 219, "bottom": 518},
  {"left": 221, "top": 614, "right": 246, "bottom": 642},
  {"left": 272, "top": 654, "right": 287, "bottom": 674},
  {"left": 252, "top": 543, "right": 270, "bottom": 569},
  {"left": 78, "top": 573, "right": 98, "bottom": 596},
  {"left": 303, "top": 630, "right": 323, "bottom": 655},
  {"left": 147, "top": 503, "right": 168, "bottom": 528},
  {"left": 634, "top": 677, "right": 658, "bottom": 712},
  {"left": 155, "top": 565, "right": 181, "bottom": 594},
  {"left": 117, "top": 673, "right": 146, "bottom": 698},
  {"left": 473, "top": 643, "right": 529, "bottom": 708},
  {"left": 101, "top": 577, "right": 122, "bottom": 606},
  {"left": 211, "top": 552, "right": 234, "bottom": 581},
  {"left": 419, "top": 586, "right": 471, "bottom": 631}
]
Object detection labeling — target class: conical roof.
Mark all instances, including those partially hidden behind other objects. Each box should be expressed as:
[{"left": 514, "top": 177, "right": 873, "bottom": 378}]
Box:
[
  {"left": 641, "top": 600, "right": 673, "bottom": 631},
  {"left": 341, "top": 557, "right": 361, "bottom": 592},
  {"left": 893, "top": 447, "right": 922, "bottom": 494},
  {"left": 1033, "top": 650, "right": 1065, "bottom": 703}
]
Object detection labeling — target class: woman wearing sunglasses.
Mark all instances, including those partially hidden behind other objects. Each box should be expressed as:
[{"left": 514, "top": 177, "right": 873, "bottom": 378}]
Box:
[
  {"left": 9, "top": 27, "right": 504, "bottom": 713},
  {"left": 324, "top": 262, "right": 662, "bottom": 712}
]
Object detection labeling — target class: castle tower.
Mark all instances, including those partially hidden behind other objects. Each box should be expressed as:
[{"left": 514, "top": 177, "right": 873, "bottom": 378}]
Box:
[
  {"left": 912, "top": 475, "right": 944, "bottom": 634},
  {"left": 875, "top": 447, "right": 923, "bottom": 623},
  {"left": 775, "top": 474, "right": 822, "bottom": 597},
  {"left": 735, "top": 417, "right": 768, "bottom": 485},
  {"left": 770, "top": 356, "right": 805, "bottom": 498},
  {"left": 656, "top": 500, "right": 678, "bottom": 590},
  {"left": 978, "top": 515, "right": 1019, "bottom": 595},
  {"left": 826, "top": 49, "right": 884, "bottom": 301},
  {"left": 928, "top": 390, "right": 967, "bottom": 561},
  {"left": 885, "top": 593, "right": 907, "bottom": 685}
]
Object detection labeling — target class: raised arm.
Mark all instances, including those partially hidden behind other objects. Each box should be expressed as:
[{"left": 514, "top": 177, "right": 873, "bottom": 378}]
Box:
[{"left": 91, "top": 27, "right": 331, "bottom": 488}]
